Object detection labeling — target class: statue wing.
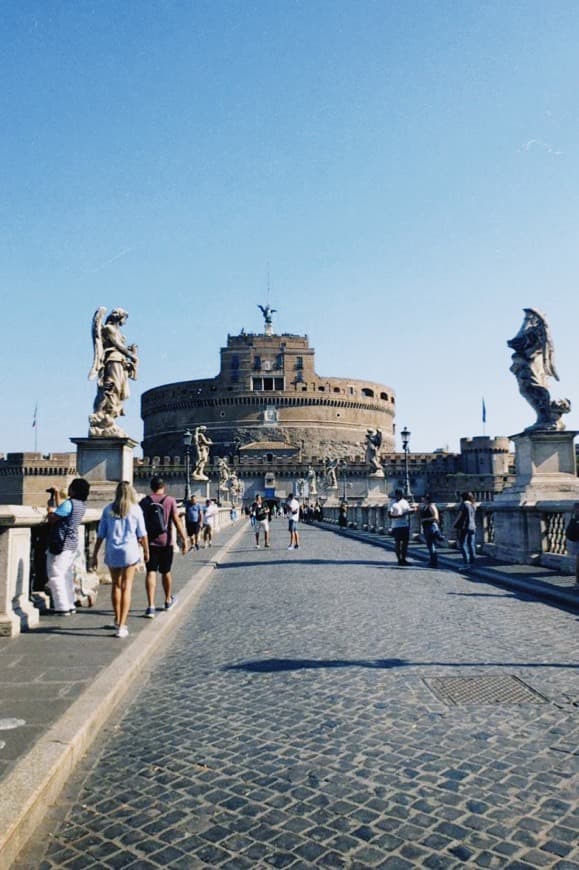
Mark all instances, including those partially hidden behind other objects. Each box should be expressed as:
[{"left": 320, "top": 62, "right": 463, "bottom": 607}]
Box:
[
  {"left": 88, "top": 307, "right": 107, "bottom": 380},
  {"left": 376, "top": 429, "right": 383, "bottom": 448},
  {"left": 543, "top": 323, "right": 559, "bottom": 381},
  {"left": 258, "top": 305, "right": 265, "bottom": 316}
]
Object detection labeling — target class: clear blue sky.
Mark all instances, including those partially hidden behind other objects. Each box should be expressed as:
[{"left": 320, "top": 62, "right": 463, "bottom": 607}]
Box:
[{"left": 2, "top": 0, "right": 578, "bottom": 455}]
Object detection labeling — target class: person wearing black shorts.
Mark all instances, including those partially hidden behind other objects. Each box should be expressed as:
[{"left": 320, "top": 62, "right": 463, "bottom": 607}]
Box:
[{"left": 140, "top": 476, "right": 188, "bottom": 618}]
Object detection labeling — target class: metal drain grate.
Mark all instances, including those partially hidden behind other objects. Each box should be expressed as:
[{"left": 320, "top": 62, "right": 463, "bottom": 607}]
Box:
[{"left": 425, "top": 675, "right": 548, "bottom": 706}]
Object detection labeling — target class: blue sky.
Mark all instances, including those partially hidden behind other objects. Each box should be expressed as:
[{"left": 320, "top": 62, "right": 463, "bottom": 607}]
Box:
[{"left": 2, "top": 0, "right": 578, "bottom": 455}]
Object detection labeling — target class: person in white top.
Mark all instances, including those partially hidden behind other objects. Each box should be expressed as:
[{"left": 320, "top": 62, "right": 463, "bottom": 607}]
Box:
[
  {"left": 202, "top": 499, "right": 219, "bottom": 547},
  {"left": 388, "top": 488, "right": 413, "bottom": 566},
  {"left": 286, "top": 493, "right": 300, "bottom": 550}
]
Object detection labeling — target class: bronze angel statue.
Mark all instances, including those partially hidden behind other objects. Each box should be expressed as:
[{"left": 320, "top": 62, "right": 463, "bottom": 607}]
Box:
[
  {"left": 507, "top": 308, "right": 570, "bottom": 431},
  {"left": 88, "top": 307, "right": 139, "bottom": 437}
]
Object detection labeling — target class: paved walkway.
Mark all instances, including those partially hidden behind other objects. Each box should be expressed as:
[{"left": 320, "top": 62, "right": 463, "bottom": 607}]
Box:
[{"left": 9, "top": 519, "right": 579, "bottom": 869}]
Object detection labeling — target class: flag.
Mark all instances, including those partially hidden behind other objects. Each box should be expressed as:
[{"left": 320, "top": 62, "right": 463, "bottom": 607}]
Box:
[
  {"left": 482, "top": 397, "right": 487, "bottom": 424},
  {"left": 32, "top": 403, "right": 38, "bottom": 428}
]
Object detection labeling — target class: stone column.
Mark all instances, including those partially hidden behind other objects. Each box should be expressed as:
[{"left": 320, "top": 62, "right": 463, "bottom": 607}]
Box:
[
  {"left": 0, "top": 524, "right": 40, "bottom": 637},
  {"left": 71, "top": 436, "right": 139, "bottom": 507}
]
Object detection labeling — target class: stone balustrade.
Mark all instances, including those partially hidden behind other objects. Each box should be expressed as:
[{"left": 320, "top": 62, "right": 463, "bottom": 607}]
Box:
[
  {"left": 0, "top": 505, "right": 233, "bottom": 638},
  {"left": 320, "top": 500, "right": 577, "bottom": 575}
]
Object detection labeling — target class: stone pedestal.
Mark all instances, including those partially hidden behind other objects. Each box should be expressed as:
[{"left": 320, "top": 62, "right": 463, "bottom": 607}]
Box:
[
  {"left": 496, "top": 430, "right": 579, "bottom": 506},
  {"left": 71, "top": 436, "right": 139, "bottom": 506},
  {"left": 362, "top": 476, "right": 389, "bottom": 504},
  {"left": 486, "top": 429, "right": 579, "bottom": 564}
]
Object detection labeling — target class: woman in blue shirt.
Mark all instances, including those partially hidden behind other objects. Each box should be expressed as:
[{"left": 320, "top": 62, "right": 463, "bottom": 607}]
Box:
[{"left": 91, "top": 481, "right": 148, "bottom": 638}]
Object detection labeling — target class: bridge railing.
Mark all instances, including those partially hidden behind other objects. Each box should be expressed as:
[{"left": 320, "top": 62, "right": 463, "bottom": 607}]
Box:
[
  {"left": 0, "top": 505, "right": 233, "bottom": 638},
  {"left": 320, "top": 500, "right": 577, "bottom": 575}
]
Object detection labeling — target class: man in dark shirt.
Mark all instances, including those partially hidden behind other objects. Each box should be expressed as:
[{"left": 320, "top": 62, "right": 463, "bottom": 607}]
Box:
[{"left": 140, "top": 476, "right": 188, "bottom": 618}]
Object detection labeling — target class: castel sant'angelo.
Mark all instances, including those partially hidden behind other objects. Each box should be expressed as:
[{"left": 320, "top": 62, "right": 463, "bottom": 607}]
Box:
[{"left": 141, "top": 306, "right": 397, "bottom": 463}]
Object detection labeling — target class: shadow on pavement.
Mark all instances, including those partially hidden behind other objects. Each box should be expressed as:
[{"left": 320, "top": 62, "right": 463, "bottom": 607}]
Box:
[{"left": 224, "top": 657, "right": 579, "bottom": 673}]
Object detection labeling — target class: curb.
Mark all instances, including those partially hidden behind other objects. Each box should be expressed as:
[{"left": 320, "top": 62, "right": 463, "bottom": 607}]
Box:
[
  {"left": 0, "top": 522, "right": 248, "bottom": 869},
  {"left": 320, "top": 522, "right": 579, "bottom": 612}
]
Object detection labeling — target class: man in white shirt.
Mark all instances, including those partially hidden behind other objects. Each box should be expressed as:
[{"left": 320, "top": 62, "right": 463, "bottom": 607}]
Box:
[
  {"left": 202, "top": 499, "right": 218, "bottom": 547},
  {"left": 389, "top": 488, "right": 413, "bottom": 566},
  {"left": 286, "top": 493, "right": 300, "bottom": 550}
]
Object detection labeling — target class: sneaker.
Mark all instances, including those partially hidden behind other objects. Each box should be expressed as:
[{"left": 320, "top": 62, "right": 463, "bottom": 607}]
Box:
[
  {"left": 195, "top": 543, "right": 200, "bottom": 550},
  {"left": 115, "top": 625, "right": 129, "bottom": 639},
  {"left": 265, "top": 543, "right": 270, "bottom": 548},
  {"left": 294, "top": 545, "right": 299, "bottom": 550},
  {"left": 256, "top": 544, "right": 261, "bottom": 549},
  {"left": 164, "top": 596, "right": 177, "bottom": 611},
  {"left": 145, "top": 607, "right": 156, "bottom": 619},
  {"left": 287, "top": 545, "right": 294, "bottom": 550}
]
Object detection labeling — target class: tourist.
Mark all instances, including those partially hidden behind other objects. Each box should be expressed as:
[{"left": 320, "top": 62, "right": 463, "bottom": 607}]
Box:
[
  {"left": 185, "top": 494, "right": 204, "bottom": 550},
  {"left": 202, "top": 498, "right": 219, "bottom": 547},
  {"left": 388, "top": 488, "right": 413, "bottom": 566},
  {"left": 140, "top": 476, "right": 188, "bottom": 619},
  {"left": 91, "top": 481, "right": 148, "bottom": 638},
  {"left": 46, "top": 478, "right": 91, "bottom": 615},
  {"left": 287, "top": 492, "right": 300, "bottom": 550},
  {"left": 252, "top": 494, "right": 270, "bottom": 548},
  {"left": 565, "top": 503, "right": 579, "bottom": 585},
  {"left": 338, "top": 502, "right": 348, "bottom": 528},
  {"left": 419, "top": 494, "right": 442, "bottom": 568},
  {"left": 453, "top": 491, "right": 477, "bottom": 570}
]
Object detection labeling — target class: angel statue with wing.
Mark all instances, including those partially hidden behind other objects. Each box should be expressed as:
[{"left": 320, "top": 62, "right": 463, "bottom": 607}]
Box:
[
  {"left": 507, "top": 308, "right": 571, "bottom": 431},
  {"left": 365, "top": 428, "right": 384, "bottom": 476},
  {"left": 88, "top": 307, "right": 139, "bottom": 437}
]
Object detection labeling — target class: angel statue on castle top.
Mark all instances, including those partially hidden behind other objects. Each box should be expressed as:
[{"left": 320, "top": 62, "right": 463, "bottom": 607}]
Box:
[{"left": 88, "top": 307, "right": 139, "bottom": 438}]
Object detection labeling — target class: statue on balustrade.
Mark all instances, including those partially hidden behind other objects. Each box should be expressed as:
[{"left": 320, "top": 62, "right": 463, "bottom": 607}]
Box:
[
  {"left": 365, "top": 428, "right": 384, "bottom": 475},
  {"left": 88, "top": 307, "right": 139, "bottom": 438},
  {"left": 216, "top": 457, "right": 230, "bottom": 491},
  {"left": 192, "top": 426, "right": 213, "bottom": 480},
  {"left": 323, "top": 457, "right": 338, "bottom": 489},
  {"left": 508, "top": 308, "right": 571, "bottom": 431},
  {"left": 307, "top": 465, "right": 318, "bottom": 496}
]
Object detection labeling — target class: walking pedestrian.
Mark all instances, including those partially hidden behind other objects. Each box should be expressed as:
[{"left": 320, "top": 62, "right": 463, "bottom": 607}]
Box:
[
  {"left": 388, "top": 488, "right": 413, "bottom": 565},
  {"left": 202, "top": 498, "right": 219, "bottom": 547},
  {"left": 419, "top": 494, "right": 442, "bottom": 568},
  {"left": 453, "top": 491, "right": 477, "bottom": 569},
  {"left": 46, "top": 478, "right": 91, "bottom": 614},
  {"left": 185, "top": 494, "right": 204, "bottom": 550},
  {"left": 565, "top": 502, "right": 579, "bottom": 585},
  {"left": 287, "top": 492, "right": 300, "bottom": 550},
  {"left": 140, "top": 476, "right": 188, "bottom": 618},
  {"left": 91, "top": 481, "right": 148, "bottom": 638},
  {"left": 252, "top": 494, "right": 270, "bottom": 548}
]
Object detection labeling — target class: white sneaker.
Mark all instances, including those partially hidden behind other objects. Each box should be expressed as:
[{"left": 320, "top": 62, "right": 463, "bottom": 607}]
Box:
[
  {"left": 115, "top": 625, "right": 129, "bottom": 639},
  {"left": 256, "top": 544, "right": 260, "bottom": 549},
  {"left": 287, "top": 545, "right": 294, "bottom": 550}
]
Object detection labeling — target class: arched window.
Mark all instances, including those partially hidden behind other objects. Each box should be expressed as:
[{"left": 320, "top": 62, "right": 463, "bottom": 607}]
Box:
[{"left": 362, "top": 387, "right": 374, "bottom": 398}]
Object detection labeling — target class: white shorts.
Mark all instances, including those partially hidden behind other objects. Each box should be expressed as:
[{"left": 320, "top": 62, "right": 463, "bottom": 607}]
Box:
[{"left": 258, "top": 519, "right": 269, "bottom": 533}]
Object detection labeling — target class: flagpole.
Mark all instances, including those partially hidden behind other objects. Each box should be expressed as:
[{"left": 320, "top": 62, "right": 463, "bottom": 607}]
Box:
[{"left": 33, "top": 403, "right": 38, "bottom": 453}]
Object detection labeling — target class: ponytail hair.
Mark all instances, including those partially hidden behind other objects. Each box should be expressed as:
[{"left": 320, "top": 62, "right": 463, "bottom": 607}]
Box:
[{"left": 111, "top": 481, "right": 137, "bottom": 518}]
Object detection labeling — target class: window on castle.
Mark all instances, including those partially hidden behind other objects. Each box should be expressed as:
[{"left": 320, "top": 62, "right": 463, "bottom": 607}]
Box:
[
  {"left": 254, "top": 355, "right": 261, "bottom": 370},
  {"left": 252, "top": 377, "right": 284, "bottom": 391},
  {"left": 362, "top": 387, "right": 374, "bottom": 397},
  {"left": 295, "top": 356, "right": 303, "bottom": 369},
  {"left": 380, "top": 392, "right": 389, "bottom": 401}
]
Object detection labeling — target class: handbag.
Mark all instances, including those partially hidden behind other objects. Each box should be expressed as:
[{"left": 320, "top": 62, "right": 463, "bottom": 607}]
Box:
[
  {"left": 48, "top": 518, "right": 67, "bottom": 555},
  {"left": 565, "top": 518, "right": 579, "bottom": 543}
]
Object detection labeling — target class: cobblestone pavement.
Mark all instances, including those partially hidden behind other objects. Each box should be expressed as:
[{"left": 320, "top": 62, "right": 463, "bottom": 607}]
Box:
[{"left": 17, "top": 521, "right": 579, "bottom": 869}]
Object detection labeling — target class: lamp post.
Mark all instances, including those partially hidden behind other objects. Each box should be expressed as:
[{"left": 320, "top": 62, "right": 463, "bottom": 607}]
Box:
[
  {"left": 401, "top": 425, "right": 412, "bottom": 501},
  {"left": 183, "top": 429, "right": 193, "bottom": 503},
  {"left": 340, "top": 459, "right": 348, "bottom": 502}
]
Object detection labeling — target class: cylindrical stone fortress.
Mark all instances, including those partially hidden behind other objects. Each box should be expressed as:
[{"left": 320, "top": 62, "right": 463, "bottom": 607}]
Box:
[{"left": 141, "top": 329, "right": 396, "bottom": 460}]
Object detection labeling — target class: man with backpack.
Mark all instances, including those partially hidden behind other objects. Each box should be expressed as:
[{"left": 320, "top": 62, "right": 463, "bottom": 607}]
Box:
[{"left": 140, "top": 476, "right": 188, "bottom": 618}]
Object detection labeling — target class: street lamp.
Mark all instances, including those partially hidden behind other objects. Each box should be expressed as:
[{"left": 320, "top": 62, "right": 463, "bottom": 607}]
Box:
[
  {"left": 183, "top": 429, "right": 193, "bottom": 503},
  {"left": 340, "top": 459, "right": 348, "bottom": 502},
  {"left": 401, "top": 425, "right": 412, "bottom": 501}
]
